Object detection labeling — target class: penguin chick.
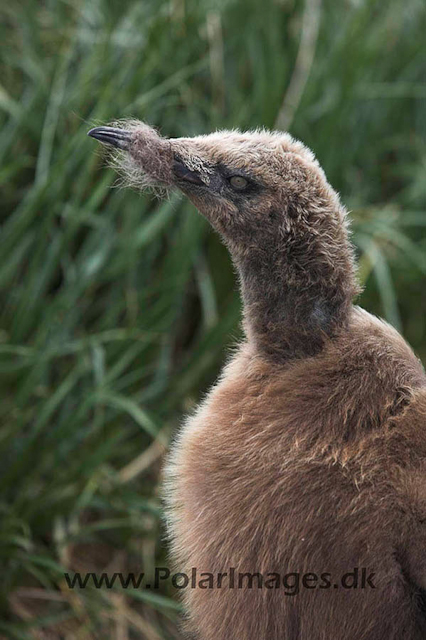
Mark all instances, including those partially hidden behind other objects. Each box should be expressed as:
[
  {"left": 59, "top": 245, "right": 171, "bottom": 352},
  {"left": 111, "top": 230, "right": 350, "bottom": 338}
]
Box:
[{"left": 89, "top": 123, "right": 426, "bottom": 640}]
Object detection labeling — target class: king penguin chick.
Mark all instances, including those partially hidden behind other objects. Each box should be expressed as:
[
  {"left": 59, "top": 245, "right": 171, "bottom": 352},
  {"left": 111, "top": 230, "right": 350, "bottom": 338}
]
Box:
[{"left": 88, "top": 122, "right": 426, "bottom": 640}]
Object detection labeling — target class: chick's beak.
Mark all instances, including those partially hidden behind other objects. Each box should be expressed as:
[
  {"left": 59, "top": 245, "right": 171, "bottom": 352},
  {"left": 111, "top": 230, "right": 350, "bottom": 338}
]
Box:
[
  {"left": 88, "top": 121, "right": 205, "bottom": 190},
  {"left": 87, "top": 126, "right": 132, "bottom": 150}
]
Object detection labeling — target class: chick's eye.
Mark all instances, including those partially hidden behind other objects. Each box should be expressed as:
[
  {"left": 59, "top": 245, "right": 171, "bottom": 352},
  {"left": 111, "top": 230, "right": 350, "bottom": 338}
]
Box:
[{"left": 229, "top": 175, "right": 248, "bottom": 190}]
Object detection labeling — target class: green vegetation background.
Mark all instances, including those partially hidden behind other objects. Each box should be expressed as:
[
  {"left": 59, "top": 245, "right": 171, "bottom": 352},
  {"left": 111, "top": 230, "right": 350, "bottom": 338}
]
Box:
[{"left": 1, "top": 0, "right": 425, "bottom": 637}]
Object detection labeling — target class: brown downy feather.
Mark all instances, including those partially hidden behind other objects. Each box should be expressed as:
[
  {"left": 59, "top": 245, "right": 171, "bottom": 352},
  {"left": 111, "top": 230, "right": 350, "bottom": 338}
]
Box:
[{"left": 89, "top": 122, "right": 426, "bottom": 639}]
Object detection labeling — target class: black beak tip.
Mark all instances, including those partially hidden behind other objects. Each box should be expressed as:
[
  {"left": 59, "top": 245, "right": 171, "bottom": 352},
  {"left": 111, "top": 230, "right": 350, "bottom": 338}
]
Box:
[{"left": 87, "top": 126, "right": 132, "bottom": 150}]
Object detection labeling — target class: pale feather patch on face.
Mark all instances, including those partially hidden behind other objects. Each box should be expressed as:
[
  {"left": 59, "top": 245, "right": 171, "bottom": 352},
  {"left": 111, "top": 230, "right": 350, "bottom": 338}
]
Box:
[{"left": 173, "top": 148, "right": 215, "bottom": 186}]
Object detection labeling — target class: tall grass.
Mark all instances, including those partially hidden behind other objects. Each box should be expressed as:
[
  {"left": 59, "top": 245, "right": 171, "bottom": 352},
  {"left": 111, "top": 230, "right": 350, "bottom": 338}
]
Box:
[{"left": 0, "top": 0, "right": 425, "bottom": 636}]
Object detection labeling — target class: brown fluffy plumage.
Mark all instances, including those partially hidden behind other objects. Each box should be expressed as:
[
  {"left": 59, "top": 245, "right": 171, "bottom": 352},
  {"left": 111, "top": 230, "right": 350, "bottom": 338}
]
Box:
[{"left": 89, "top": 122, "right": 426, "bottom": 639}]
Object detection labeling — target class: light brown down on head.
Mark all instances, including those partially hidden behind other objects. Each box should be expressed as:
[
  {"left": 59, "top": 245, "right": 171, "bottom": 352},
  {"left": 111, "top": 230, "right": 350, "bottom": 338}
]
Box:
[
  {"left": 90, "top": 122, "right": 426, "bottom": 639},
  {"left": 112, "top": 124, "right": 361, "bottom": 361}
]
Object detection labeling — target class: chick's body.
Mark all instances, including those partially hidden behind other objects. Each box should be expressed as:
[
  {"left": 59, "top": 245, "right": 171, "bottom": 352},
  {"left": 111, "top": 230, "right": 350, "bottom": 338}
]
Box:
[{"left": 88, "top": 122, "right": 426, "bottom": 639}]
